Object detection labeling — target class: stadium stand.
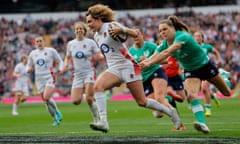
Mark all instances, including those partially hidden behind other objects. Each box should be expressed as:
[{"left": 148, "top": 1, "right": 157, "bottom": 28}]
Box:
[{"left": 0, "top": 4, "right": 239, "bottom": 99}]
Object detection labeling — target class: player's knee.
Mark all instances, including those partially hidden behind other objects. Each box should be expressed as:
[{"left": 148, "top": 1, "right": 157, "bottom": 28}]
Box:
[
  {"left": 136, "top": 100, "right": 146, "bottom": 107},
  {"left": 21, "top": 97, "right": 27, "bottom": 103},
  {"left": 15, "top": 92, "right": 22, "bottom": 97},
  {"left": 137, "top": 103, "right": 145, "bottom": 107},
  {"left": 223, "top": 89, "right": 231, "bottom": 96},
  {"left": 72, "top": 100, "right": 81, "bottom": 105},
  {"left": 42, "top": 97, "right": 48, "bottom": 102},
  {"left": 94, "top": 85, "right": 104, "bottom": 92},
  {"left": 201, "top": 88, "right": 208, "bottom": 93},
  {"left": 186, "top": 93, "right": 197, "bottom": 101},
  {"left": 86, "top": 97, "right": 93, "bottom": 104}
]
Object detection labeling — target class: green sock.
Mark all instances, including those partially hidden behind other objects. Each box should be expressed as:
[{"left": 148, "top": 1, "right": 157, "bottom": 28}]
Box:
[
  {"left": 190, "top": 99, "right": 206, "bottom": 124},
  {"left": 211, "top": 93, "right": 216, "bottom": 99},
  {"left": 165, "top": 95, "right": 173, "bottom": 103},
  {"left": 205, "top": 104, "right": 211, "bottom": 110}
]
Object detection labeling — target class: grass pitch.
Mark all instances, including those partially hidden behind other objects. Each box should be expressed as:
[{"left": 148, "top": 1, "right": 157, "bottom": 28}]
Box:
[{"left": 0, "top": 98, "right": 239, "bottom": 143}]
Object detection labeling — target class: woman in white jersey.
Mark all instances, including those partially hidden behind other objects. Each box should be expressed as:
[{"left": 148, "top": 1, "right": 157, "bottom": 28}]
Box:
[
  {"left": 27, "top": 36, "right": 64, "bottom": 126},
  {"left": 12, "top": 55, "right": 30, "bottom": 116},
  {"left": 61, "top": 22, "right": 103, "bottom": 126},
  {"left": 86, "top": 4, "right": 181, "bottom": 133}
]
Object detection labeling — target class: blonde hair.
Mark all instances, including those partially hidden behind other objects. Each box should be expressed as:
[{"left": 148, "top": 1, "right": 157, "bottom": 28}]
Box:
[
  {"left": 74, "top": 22, "right": 88, "bottom": 36},
  {"left": 86, "top": 4, "right": 115, "bottom": 22},
  {"left": 20, "top": 55, "right": 28, "bottom": 62}
]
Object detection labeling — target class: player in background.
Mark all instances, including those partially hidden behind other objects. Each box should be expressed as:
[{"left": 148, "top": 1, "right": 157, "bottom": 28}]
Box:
[
  {"left": 155, "top": 36, "right": 185, "bottom": 103},
  {"left": 155, "top": 35, "right": 186, "bottom": 130},
  {"left": 86, "top": 4, "right": 181, "bottom": 133},
  {"left": 218, "top": 68, "right": 232, "bottom": 89},
  {"left": 162, "top": 56, "right": 187, "bottom": 130},
  {"left": 27, "top": 36, "right": 63, "bottom": 126},
  {"left": 128, "top": 29, "right": 183, "bottom": 130},
  {"left": 61, "top": 22, "right": 104, "bottom": 126},
  {"left": 193, "top": 31, "right": 222, "bottom": 117},
  {"left": 139, "top": 16, "right": 231, "bottom": 134},
  {"left": 12, "top": 55, "right": 30, "bottom": 116}
]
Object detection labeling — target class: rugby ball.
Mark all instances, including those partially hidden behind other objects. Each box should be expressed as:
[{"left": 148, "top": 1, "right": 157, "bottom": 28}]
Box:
[
  {"left": 112, "top": 33, "right": 128, "bottom": 43},
  {"left": 109, "top": 23, "right": 128, "bottom": 43}
]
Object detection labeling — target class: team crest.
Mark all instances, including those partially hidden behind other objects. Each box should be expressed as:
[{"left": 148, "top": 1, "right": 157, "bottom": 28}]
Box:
[
  {"left": 44, "top": 52, "right": 47, "bottom": 56},
  {"left": 83, "top": 44, "right": 86, "bottom": 48},
  {"left": 104, "top": 32, "right": 107, "bottom": 38},
  {"left": 144, "top": 51, "right": 150, "bottom": 57}
]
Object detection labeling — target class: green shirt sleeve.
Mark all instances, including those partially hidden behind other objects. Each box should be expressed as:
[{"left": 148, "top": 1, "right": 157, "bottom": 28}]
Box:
[
  {"left": 201, "top": 43, "right": 214, "bottom": 54},
  {"left": 129, "top": 41, "right": 160, "bottom": 82}
]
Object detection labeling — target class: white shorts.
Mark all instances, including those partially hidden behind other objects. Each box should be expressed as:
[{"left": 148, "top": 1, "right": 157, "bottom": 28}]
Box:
[
  {"left": 106, "top": 66, "right": 142, "bottom": 83},
  {"left": 35, "top": 75, "right": 55, "bottom": 94},
  {"left": 72, "top": 71, "right": 96, "bottom": 88},
  {"left": 12, "top": 81, "right": 30, "bottom": 96}
]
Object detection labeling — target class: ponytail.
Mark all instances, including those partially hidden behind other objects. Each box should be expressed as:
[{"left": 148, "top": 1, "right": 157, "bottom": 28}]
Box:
[{"left": 168, "top": 16, "right": 190, "bottom": 32}]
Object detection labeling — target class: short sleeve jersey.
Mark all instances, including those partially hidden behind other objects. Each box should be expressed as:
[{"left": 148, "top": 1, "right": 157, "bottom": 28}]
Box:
[
  {"left": 66, "top": 38, "right": 99, "bottom": 76},
  {"left": 27, "top": 47, "right": 64, "bottom": 77},
  {"left": 14, "top": 62, "right": 28, "bottom": 83},
  {"left": 201, "top": 43, "right": 214, "bottom": 55},
  {"left": 94, "top": 22, "right": 140, "bottom": 75},
  {"left": 157, "top": 31, "right": 209, "bottom": 71},
  {"left": 129, "top": 41, "right": 160, "bottom": 82}
]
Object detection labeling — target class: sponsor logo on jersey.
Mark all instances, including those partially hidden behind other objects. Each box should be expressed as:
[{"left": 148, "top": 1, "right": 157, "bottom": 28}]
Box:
[
  {"left": 36, "top": 58, "right": 45, "bottom": 66},
  {"left": 75, "top": 51, "right": 85, "bottom": 59}
]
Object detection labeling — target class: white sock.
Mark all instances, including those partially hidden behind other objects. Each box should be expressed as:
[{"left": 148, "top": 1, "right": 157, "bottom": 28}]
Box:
[
  {"left": 146, "top": 98, "right": 171, "bottom": 117},
  {"left": 48, "top": 98, "right": 59, "bottom": 112},
  {"left": 45, "top": 102, "right": 56, "bottom": 119},
  {"left": 89, "top": 102, "right": 99, "bottom": 123},
  {"left": 12, "top": 104, "right": 18, "bottom": 112},
  {"left": 95, "top": 92, "right": 107, "bottom": 122}
]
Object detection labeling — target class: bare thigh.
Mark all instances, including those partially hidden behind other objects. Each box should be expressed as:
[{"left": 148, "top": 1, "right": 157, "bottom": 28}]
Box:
[
  {"left": 184, "top": 78, "right": 201, "bottom": 101},
  {"left": 207, "top": 74, "right": 231, "bottom": 96},
  {"left": 71, "top": 87, "right": 84, "bottom": 105},
  {"left": 13, "top": 91, "right": 23, "bottom": 103},
  {"left": 43, "top": 86, "right": 55, "bottom": 101},
  {"left": 94, "top": 71, "right": 121, "bottom": 92},
  {"left": 127, "top": 80, "right": 146, "bottom": 107},
  {"left": 85, "top": 83, "right": 95, "bottom": 105},
  {"left": 175, "top": 90, "right": 186, "bottom": 100},
  {"left": 201, "top": 81, "right": 211, "bottom": 103},
  {"left": 152, "top": 78, "right": 168, "bottom": 104}
]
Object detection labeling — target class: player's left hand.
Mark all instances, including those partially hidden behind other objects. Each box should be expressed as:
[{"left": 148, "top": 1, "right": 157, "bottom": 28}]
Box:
[
  {"left": 139, "top": 59, "right": 152, "bottom": 69},
  {"left": 108, "top": 26, "right": 122, "bottom": 38}
]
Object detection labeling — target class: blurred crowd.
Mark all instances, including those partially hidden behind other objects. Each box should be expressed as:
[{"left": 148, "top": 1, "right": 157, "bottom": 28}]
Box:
[{"left": 0, "top": 10, "right": 240, "bottom": 97}]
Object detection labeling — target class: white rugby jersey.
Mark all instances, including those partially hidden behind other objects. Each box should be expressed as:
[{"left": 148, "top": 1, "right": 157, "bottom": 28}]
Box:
[
  {"left": 94, "top": 22, "right": 137, "bottom": 70},
  {"left": 27, "top": 47, "right": 64, "bottom": 77},
  {"left": 14, "top": 62, "right": 28, "bottom": 83},
  {"left": 66, "top": 38, "right": 99, "bottom": 76}
]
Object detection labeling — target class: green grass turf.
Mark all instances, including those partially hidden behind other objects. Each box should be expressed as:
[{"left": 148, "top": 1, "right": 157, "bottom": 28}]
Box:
[{"left": 0, "top": 98, "right": 239, "bottom": 138}]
